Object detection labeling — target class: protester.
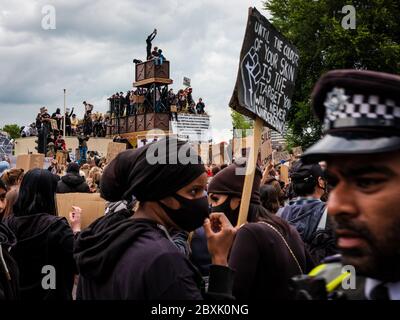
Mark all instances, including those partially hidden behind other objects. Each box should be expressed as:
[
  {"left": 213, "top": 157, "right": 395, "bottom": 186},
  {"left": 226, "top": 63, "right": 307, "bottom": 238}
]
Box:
[
  {"left": 260, "top": 184, "right": 280, "bottom": 215},
  {"left": 57, "top": 163, "right": 90, "bottom": 194},
  {"left": 3, "top": 169, "right": 78, "bottom": 300},
  {"left": 51, "top": 108, "right": 63, "bottom": 131},
  {"left": 155, "top": 49, "right": 166, "bottom": 65},
  {"left": 64, "top": 107, "right": 74, "bottom": 136},
  {"left": 74, "top": 137, "right": 236, "bottom": 300},
  {"left": 146, "top": 29, "right": 157, "bottom": 60},
  {"left": 0, "top": 161, "right": 11, "bottom": 178},
  {"left": 1, "top": 168, "right": 24, "bottom": 191},
  {"left": 0, "top": 179, "right": 7, "bottom": 220},
  {"left": 78, "top": 134, "right": 89, "bottom": 165},
  {"left": 196, "top": 98, "right": 205, "bottom": 114},
  {"left": 47, "top": 159, "right": 59, "bottom": 175},
  {"left": 83, "top": 101, "right": 94, "bottom": 115},
  {"left": 71, "top": 114, "right": 79, "bottom": 136},
  {"left": 3, "top": 188, "right": 18, "bottom": 220},
  {"left": 207, "top": 160, "right": 314, "bottom": 299},
  {"left": 300, "top": 69, "right": 400, "bottom": 300},
  {"left": 0, "top": 219, "right": 19, "bottom": 299},
  {"left": 277, "top": 160, "right": 337, "bottom": 263}
]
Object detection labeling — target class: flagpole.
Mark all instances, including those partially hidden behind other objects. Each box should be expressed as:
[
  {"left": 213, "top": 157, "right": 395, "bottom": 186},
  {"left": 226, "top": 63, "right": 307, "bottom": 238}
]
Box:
[{"left": 63, "top": 89, "right": 66, "bottom": 139}]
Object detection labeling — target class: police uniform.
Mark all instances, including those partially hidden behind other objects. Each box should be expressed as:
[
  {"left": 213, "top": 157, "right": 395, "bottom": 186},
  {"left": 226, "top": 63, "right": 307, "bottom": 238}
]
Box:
[{"left": 298, "top": 69, "right": 400, "bottom": 300}]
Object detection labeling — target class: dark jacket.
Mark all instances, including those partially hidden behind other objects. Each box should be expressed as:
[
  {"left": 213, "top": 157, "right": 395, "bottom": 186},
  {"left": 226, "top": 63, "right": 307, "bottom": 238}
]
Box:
[
  {"left": 0, "top": 222, "right": 19, "bottom": 300},
  {"left": 4, "top": 213, "right": 75, "bottom": 300},
  {"left": 279, "top": 199, "right": 337, "bottom": 263},
  {"left": 229, "top": 222, "right": 314, "bottom": 300},
  {"left": 57, "top": 173, "right": 90, "bottom": 194},
  {"left": 75, "top": 210, "right": 234, "bottom": 300}
]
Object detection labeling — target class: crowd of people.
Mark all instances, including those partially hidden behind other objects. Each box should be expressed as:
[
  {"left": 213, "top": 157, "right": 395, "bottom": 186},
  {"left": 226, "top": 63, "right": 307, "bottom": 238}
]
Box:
[
  {"left": 31, "top": 102, "right": 109, "bottom": 157},
  {"left": 107, "top": 86, "right": 206, "bottom": 119},
  {"left": 0, "top": 69, "right": 399, "bottom": 301}
]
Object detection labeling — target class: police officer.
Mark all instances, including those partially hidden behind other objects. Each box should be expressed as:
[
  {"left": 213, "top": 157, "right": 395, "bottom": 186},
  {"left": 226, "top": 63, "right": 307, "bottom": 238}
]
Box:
[{"left": 299, "top": 70, "right": 400, "bottom": 300}]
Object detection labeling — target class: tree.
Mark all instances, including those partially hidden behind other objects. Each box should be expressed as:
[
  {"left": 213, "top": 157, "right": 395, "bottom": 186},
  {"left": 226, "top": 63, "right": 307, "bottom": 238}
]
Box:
[
  {"left": 264, "top": 0, "right": 400, "bottom": 148},
  {"left": 231, "top": 110, "right": 253, "bottom": 137},
  {"left": 1, "top": 124, "right": 21, "bottom": 140}
]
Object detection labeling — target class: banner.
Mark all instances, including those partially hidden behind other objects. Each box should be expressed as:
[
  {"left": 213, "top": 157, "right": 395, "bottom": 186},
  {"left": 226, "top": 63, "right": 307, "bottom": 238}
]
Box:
[{"left": 229, "top": 7, "right": 300, "bottom": 134}]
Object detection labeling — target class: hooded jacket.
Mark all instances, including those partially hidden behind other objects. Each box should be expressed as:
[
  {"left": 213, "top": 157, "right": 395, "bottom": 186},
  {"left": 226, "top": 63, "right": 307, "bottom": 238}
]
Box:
[
  {"left": 57, "top": 173, "right": 90, "bottom": 194},
  {"left": 0, "top": 223, "right": 19, "bottom": 300},
  {"left": 4, "top": 213, "right": 75, "bottom": 300},
  {"left": 75, "top": 210, "right": 234, "bottom": 300}
]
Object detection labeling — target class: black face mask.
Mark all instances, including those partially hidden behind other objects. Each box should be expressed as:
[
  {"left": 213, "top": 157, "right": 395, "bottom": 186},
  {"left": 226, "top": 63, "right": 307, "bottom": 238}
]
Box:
[
  {"left": 210, "top": 196, "right": 240, "bottom": 226},
  {"left": 158, "top": 193, "right": 209, "bottom": 232}
]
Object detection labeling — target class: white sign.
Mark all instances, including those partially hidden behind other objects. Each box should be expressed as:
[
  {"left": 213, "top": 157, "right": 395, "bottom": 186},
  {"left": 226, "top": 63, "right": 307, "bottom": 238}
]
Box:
[
  {"left": 171, "top": 114, "right": 211, "bottom": 143},
  {"left": 183, "top": 77, "right": 191, "bottom": 87}
]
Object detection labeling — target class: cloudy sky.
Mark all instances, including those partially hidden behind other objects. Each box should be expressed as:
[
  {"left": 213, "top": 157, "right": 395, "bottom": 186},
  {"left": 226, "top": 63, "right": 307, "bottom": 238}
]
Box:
[{"left": 0, "top": 0, "right": 267, "bottom": 142}]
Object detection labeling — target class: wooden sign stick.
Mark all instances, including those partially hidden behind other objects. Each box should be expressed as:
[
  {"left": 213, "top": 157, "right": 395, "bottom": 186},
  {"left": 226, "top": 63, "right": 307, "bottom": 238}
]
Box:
[{"left": 236, "top": 117, "right": 263, "bottom": 227}]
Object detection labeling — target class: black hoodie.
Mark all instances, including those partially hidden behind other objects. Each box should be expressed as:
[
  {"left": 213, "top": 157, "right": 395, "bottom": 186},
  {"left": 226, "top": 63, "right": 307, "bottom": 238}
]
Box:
[
  {"left": 75, "top": 209, "right": 234, "bottom": 300},
  {"left": 0, "top": 223, "right": 19, "bottom": 300},
  {"left": 57, "top": 173, "right": 90, "bottom": 194},
  {"left": 4, "top": 213, "right": 76, "bottom": 300}
]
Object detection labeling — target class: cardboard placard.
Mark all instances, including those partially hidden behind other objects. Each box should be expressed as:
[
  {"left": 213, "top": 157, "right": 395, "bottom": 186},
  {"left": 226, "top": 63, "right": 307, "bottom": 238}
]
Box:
[
  {"left": 50, "top": 119, "right": 58, "bottom": 131},
  {"left": 229, "top": 8, "right": 300, "bottom": 134},
  {"left": 260, "top": 127, "right": 272, "bottom": 169},
  {"left": 56, "top": 193, "right": 106, "bottom": 230},
  {"left": 280, "top": 164, "right": 289, "bottom": 185},
  {"left": 106, "top": 142, "right": 127, "bottom": 164},
  {"left": 273, "top": 150, "right": 290, "bottom": 165},
  {"left": 16, "top": 154, "right": 45, "bottom": 171}
]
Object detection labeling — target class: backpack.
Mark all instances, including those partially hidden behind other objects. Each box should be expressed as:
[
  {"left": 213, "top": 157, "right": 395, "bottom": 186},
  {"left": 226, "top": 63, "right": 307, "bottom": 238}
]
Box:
[{"left": 279, "top": 203, "right": 337, "bottom": 264}]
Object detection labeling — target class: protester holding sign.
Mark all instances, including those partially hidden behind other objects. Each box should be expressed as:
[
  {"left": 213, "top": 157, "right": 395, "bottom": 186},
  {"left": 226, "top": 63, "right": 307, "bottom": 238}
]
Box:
[
  {"left": 3, "top": 169, "right": 78, "bottom": 300},
  {"left": 208, "top": 160, "right": 313, "bottom": 299},
  {"left": 75, "top": 137, "right": 236, "bottom": 300}
]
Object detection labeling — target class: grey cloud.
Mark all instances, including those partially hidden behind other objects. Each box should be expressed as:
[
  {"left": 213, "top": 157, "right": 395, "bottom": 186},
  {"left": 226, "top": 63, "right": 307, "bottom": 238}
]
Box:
[{"left": 0, "top": 0, "right": 264, "bottom": 142}]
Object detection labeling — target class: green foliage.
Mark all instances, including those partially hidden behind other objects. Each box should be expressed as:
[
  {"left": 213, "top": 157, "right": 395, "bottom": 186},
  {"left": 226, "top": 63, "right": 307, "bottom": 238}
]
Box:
[
  {"left": 231, "top": 110, "right": 254, "bottom": 137},
  {"left": 1, "top": 124, "right": 21, "bottom": 140},
  {"left": 264, "top": 0, "right": 400, "bottom": 148}
]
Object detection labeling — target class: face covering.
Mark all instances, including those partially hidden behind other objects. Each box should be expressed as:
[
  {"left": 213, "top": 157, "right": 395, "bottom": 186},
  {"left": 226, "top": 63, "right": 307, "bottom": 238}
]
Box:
[
  {"left": 210, "top": 195, "right": 240, "bottom": 226},
  {"left": 158, "top": 193, "right": 209, "bottom": 232}
]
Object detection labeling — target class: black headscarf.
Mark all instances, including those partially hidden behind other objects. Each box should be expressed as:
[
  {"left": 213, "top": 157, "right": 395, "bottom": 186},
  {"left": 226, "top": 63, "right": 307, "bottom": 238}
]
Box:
[
  {"left": 100, "top": 137, "right": 205, "bottom": 202},
  {"left": 208, "top": 159, "right": 262, "bottom": 204}
]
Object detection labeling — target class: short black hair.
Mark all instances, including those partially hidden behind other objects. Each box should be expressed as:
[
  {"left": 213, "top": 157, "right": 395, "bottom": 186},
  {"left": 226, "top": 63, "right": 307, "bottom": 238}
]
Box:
[{"left": 290, "top": 160, "right": 324, "bottom": 196}]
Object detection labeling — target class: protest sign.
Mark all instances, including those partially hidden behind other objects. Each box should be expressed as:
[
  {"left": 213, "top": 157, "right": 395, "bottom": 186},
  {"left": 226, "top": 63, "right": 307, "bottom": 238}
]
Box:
[
  {"left": 106, "top": 142, "right": 127, "bottom": 164},
  {"left": 280, "top": 164, "right": 289, "bottom": 185},
  {"left": 183, "top": 77, "right": 191, "bottom": 87},
  {"left": 56, "top": 193, "right": 106, "bottom": 229},
  {"left": 229, "top": 7, "right": 300, "bottom": 134},
  {"left": 50, "top": 119, "right": 58, "bottom": 131},
  {"left": 16, "top": 153, "right": 44, "bottom": 172},
  {"left": 229, "top": 7, "right": 299, "bottom": 227},
  {"left": 260, "top": 127, "right": 272, "bottom": 169},
  {"left": 273, "top": 150, "right": 291, "bottom": 165},
  {"left": 292, "top": 146, "right": 303, "bottom": 157}
]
